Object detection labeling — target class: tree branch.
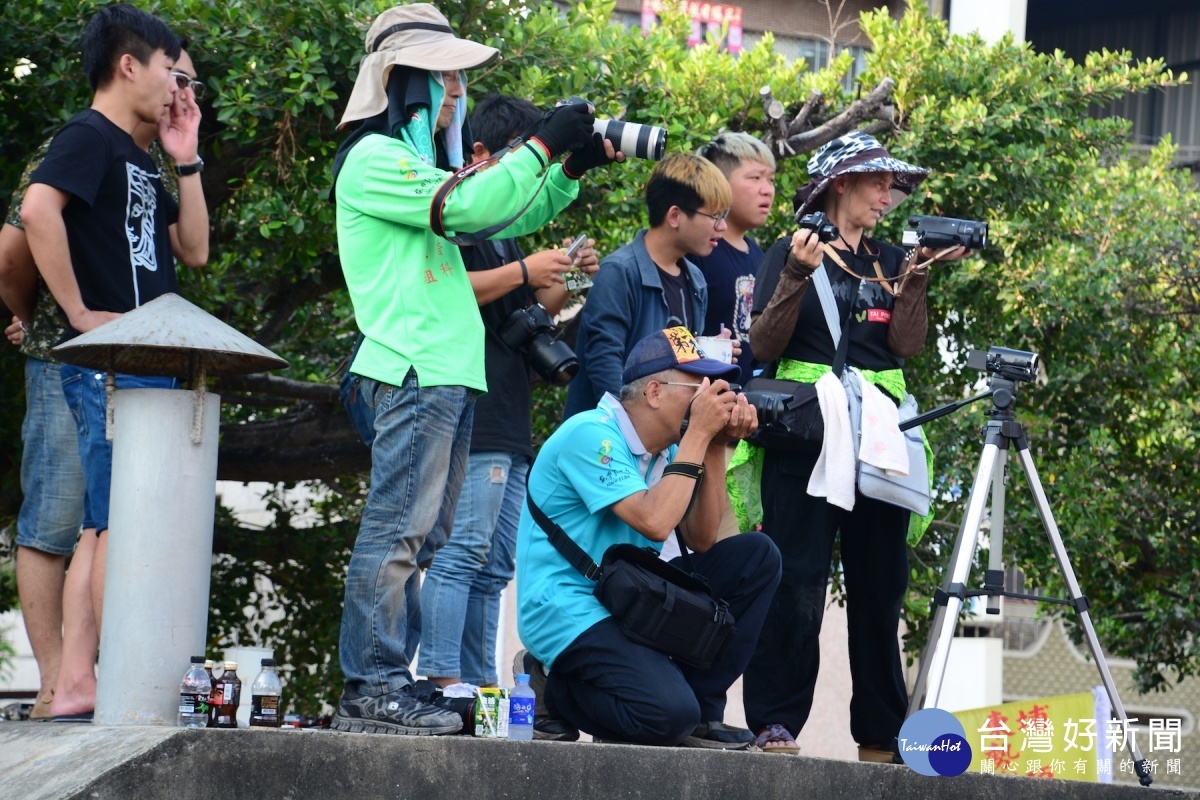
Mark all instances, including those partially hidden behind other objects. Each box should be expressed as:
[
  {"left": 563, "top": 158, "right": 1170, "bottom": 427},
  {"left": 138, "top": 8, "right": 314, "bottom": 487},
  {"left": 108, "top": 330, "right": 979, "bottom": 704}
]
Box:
[
  {"left": 217, "top": 374, "right": 340, "bottom": 403},
  {"left": 761, "top": 77, "right": 896, "bottom": 159}
]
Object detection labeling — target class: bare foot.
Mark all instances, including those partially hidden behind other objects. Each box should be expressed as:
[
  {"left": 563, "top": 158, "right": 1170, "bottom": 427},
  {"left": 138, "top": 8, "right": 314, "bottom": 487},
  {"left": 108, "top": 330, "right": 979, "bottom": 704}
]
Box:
[{"left": 49, "top": 680, "right": 96, "bottom": 717}]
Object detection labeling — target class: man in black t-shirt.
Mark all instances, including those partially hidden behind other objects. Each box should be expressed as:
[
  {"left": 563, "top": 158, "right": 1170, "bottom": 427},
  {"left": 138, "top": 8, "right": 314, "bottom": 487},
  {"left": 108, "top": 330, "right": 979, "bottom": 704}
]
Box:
[
  {"left": 19, "top": 5, "right": 205, "bottom": 721},
  {"left": 417, "top": 95, "right": 599, "bottom": 706},
  {"left": 691, "top": 132, "right": 777, "bottom": 385}
]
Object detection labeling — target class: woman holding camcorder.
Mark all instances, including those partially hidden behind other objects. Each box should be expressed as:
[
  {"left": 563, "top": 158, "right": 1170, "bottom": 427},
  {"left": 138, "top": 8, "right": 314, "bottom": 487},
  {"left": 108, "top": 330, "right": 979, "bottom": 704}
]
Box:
[{"left": 739, "top": 131, "right": 970, "bottom": 758}]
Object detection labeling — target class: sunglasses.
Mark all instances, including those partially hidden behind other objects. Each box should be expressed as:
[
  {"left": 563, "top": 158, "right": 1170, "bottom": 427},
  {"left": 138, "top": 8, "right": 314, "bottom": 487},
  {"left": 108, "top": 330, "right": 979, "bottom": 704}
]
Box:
[{"left": 172, "top": 71, "right": 206, "bottom": 101}]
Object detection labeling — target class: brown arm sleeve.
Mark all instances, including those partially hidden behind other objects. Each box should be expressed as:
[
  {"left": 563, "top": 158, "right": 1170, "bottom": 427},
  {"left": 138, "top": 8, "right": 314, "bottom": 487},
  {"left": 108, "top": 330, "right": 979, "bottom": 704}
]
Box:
[
  {"left": 887, "top": 258, "right": 929, "bottom": 358},
  {"left": 749, "top": 251, "right": 816, "bottom": 364}
]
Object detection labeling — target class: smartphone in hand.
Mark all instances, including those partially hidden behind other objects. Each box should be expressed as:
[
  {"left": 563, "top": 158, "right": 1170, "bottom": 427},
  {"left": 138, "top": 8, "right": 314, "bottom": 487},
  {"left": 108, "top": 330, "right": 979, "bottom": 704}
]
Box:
[{"left": 564, "top": 234, "right": 592, "bottom": 291}]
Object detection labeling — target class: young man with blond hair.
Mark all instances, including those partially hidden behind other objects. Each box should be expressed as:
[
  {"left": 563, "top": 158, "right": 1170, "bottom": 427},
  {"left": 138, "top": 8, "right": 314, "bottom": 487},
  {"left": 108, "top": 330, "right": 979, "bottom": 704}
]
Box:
[{"left": 564, "top": 152, "right": 734, "bottom": 418}]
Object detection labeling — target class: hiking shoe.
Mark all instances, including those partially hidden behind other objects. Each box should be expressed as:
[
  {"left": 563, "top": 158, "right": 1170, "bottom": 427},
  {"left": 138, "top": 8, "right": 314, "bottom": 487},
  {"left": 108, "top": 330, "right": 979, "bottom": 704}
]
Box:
[
  {"left": 513, "top": 649, "right": 579, "bottom": 742},
  {"left": 330, "top": 686, "right": 462, "bottom": 735},
  {"left": 681, "top": 720, "right": 756, "bottom": 750}
]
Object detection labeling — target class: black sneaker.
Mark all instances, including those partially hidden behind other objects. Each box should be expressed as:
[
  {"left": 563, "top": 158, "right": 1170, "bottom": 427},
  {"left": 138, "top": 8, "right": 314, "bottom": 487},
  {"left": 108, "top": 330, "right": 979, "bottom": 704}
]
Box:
[
  {"left": 330, "top": 686, "right": 463, "bottom": 735},
  {"left": 680, "top": 720, "right": 756, "bottom": 750},
  {"left": 513, "top": 649, "right": 579, "bottom": 742}
]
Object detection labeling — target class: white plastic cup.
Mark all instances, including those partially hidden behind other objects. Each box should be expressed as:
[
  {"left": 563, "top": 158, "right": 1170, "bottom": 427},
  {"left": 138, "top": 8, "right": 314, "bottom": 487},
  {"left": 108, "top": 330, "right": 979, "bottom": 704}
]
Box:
[{"left": 695, "top": 336, "right": 733, "bottom": 364}]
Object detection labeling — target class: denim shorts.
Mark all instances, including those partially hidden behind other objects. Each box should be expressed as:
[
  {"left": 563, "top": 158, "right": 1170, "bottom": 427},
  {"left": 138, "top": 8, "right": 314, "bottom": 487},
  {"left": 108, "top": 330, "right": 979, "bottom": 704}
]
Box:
[
  {"left": 16, "top": 357, "right": 85, "bottom": 555},
  {"left": 60, "top": 364, "right": 176, "bottom": 533}
]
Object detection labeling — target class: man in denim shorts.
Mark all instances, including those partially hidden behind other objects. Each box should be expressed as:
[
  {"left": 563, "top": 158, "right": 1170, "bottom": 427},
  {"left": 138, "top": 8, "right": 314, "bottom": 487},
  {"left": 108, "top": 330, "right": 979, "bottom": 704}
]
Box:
[
  {"left": 2, "top": 217, "right": 85, "bottom": 720},
  {"left": 19, "top": 6, "right": 207, "bottom": 720}
]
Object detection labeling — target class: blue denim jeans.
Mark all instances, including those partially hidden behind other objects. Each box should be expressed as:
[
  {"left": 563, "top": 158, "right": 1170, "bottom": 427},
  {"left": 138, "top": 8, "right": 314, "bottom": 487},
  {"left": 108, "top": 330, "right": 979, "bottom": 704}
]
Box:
[
  {"left": 338, "top": 368, "right": 474, "bottom": 696},
  {"left": 60, "top": 364, "right": 177, "bottom": 533},
  {"left": 420, "top": 450, "right": 530, "bottom": 685},
  {"left": 17, "top": 357, "right": 85, "bottom": 555}
]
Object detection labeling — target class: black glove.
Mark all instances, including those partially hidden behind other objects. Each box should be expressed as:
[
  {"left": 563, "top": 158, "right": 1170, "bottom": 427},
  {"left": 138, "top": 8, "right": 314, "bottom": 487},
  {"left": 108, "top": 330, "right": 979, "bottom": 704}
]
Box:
[
  {"left": 563, "top": 132, "right": 617, "bottom": 179},
  {"left": 532, "top": 100, "right": 595, "bottom": 162}
]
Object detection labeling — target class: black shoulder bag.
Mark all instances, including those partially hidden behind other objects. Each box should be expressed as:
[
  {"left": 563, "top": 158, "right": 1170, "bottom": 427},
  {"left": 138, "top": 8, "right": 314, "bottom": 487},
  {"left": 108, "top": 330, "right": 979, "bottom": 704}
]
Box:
[
  {"left": 525, "top": 463, "right": 736, "bottom": 669},
  {"left": 744, "top": 262, "right": 857, "bottom": 451}
]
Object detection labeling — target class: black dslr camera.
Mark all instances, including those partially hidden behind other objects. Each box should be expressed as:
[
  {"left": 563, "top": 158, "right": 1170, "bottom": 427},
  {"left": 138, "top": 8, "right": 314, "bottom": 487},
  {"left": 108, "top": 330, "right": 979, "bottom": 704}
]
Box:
[
  {"left": 726, "top": 383, "right": 791, "bottom": 429},
  {"left": 967, "top": 346, "right": 1038, "bottom": 383},
  {"left": 795, "top": 210, "right": 840, "bottom": 243},
  {"left": 903, "top": 215, "right": 989, "bottom": 250},
  {"left": 498, "top": 304, "right": 579, "bottom": 385}
]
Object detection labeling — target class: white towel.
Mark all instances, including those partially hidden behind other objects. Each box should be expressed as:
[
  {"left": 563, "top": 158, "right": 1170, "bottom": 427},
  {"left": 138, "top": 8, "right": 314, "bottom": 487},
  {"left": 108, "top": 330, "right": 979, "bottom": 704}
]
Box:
[
  {"left": 857, "top": 377, "right": 909, "bottom": 476},
  {"left": 807, "top": 372, "right": 856, "bottom": 510}
]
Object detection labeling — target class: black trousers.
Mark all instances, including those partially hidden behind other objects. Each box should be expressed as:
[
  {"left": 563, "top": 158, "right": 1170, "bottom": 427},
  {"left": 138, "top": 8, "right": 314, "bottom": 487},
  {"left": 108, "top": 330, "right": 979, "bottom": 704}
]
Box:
[
  {"left": 743, "top": 446, "right": 910, "bottom": 746},
  {"left": 546, "top": 532, "right": 781, "bottom": 745}
]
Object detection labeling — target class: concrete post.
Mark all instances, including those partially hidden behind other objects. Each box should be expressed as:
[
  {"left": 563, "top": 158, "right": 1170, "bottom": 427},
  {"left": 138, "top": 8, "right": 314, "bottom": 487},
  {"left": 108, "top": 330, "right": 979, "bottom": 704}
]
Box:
[{"left": 93, "top": 388, "right": 220, "bottom": 726}]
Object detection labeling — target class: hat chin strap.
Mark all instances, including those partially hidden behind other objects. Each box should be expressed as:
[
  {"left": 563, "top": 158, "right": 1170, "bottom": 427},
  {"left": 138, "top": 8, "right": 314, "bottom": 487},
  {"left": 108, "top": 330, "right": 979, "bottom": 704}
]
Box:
[{"left": 371, "top": 21, "right": 454, "bottom": 53}]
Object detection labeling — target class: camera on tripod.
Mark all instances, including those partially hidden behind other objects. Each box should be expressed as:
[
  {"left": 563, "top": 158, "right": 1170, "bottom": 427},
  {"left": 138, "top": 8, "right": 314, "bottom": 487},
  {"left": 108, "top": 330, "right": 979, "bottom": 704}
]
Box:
[
  {"left": 498, "top": 304, "right": 579, "bottom": 385},
  {"left": 903, "top": 215, "right": 988, "bottom": 250},
  {"left": 967, "top": 346, "right": 1038, "bottom": 383},
  {"left": 794, "top": 210, "right": 839, "bottom": 243}
]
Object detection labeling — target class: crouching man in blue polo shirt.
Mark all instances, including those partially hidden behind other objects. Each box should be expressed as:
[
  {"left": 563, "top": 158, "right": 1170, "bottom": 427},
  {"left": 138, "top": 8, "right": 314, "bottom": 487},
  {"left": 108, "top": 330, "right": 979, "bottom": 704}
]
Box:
[{"left": 514, "top": 326, "right": 781, "bottom": 748}]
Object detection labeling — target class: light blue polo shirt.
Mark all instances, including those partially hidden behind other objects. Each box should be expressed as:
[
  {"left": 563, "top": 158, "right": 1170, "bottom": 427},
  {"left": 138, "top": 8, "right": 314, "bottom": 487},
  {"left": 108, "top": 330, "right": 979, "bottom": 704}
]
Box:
[{"left": 515, "top": 393, "right": 674, "bottom": 667}]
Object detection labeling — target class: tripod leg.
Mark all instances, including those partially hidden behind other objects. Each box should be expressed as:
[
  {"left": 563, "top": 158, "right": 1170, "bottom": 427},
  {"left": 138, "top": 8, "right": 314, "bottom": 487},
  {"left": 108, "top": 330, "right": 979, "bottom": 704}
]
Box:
[
  {"left": 984, "top": 449, "right": 1007, "bottom": 615},
  {"left": 920, "top": 442, "right": 1002, "bottom": 710},
  {"left": 1013, "top": 445, "right": 1154, "bottom": 786}
]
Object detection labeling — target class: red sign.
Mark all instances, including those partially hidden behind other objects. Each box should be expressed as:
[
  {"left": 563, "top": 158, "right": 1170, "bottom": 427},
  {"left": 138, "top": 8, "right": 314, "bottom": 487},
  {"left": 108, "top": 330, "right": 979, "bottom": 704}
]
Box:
[{"left": 642, "top": 0, "right": 744, "bottom": 52}]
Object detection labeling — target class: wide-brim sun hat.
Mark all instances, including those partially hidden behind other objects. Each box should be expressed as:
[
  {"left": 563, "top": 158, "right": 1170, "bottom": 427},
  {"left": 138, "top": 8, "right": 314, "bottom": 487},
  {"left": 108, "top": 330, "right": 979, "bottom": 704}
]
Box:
[
  {"left": 623, "top": 327, "right": 741, "bottom": 386},
  {"left": 792, "top": 130, "right": 929, "bottom": 218},
  {"left": 339, "top": 4, "right": 499, "bottom": 129}
]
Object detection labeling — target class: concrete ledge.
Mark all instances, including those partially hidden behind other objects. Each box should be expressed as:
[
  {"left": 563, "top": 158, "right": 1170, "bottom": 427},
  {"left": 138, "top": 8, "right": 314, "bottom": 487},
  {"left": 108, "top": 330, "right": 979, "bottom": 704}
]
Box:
[{"left": 2, "top": 724, "right": 1196, "bottom": 800}]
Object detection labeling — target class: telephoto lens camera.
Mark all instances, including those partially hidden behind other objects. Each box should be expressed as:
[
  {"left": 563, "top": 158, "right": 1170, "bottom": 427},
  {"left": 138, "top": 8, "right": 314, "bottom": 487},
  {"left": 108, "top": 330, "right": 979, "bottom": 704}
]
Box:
[
  {"left": 966, "top": 346, "right": 1039, "bottom": 383},
  {"left": 795, "top": 210, "right": 840, "bottom": 243},
  {"left": 498, "top": 303, "right": 579, "bottom": 385},
  {"left": 903, "top": 215, "right": 989, "bottom": 250},
  {"left": 726, "top": 383, "right": 792, "bottom": 429},
  {"left": 555, "top": 97, "right": 667, "bottom": 161}
]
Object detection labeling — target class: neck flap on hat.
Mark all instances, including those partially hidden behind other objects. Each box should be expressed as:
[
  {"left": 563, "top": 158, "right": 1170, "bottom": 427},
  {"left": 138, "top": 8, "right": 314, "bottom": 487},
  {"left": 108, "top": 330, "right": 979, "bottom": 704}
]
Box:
[{"left": 331, "top": 66, "right": 471, "bottom": 201}]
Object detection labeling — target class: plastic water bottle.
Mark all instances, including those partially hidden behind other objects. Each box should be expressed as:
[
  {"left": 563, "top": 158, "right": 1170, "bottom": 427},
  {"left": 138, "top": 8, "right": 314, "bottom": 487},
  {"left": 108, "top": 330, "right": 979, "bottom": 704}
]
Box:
[
  {"left": 178, "top": 656, "right": 211, "bottom": 728},
  {"left": 508, "top": 673, "right": 535, "bottom": 740},
  {"left": 249, "top": 658, "right": 283, "bottom": 728}
]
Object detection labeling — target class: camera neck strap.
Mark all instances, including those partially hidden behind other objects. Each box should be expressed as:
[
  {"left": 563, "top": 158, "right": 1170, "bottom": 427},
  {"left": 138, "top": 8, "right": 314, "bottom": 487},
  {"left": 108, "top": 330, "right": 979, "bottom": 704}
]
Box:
[
  {"left": 429, "top": 139, "right": 554, "bottom": 245},
  {"left": 823, "top": 242, "right": 893, "bottom": 295}
]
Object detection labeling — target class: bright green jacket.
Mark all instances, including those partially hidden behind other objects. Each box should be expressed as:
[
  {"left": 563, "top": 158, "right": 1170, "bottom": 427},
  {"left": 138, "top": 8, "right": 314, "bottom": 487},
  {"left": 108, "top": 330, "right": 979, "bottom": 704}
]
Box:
[{"left": 336, "top": 137, "right": 578, "bottom": 391}]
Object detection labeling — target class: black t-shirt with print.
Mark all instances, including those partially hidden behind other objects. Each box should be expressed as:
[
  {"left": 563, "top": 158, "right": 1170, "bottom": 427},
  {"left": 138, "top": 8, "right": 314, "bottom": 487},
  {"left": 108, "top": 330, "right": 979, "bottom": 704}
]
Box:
[
  {"left": 465, "top": 239, "right": 537, "bottom": 457},
  {"left": 753, "top": 235, "right": 907, "bottom": 372},
  {"left": 657, "top": 264, "right": 693, "bottom": 331},
  {"left": 29, "top": 109, "right": 180, "bottom": 338}
]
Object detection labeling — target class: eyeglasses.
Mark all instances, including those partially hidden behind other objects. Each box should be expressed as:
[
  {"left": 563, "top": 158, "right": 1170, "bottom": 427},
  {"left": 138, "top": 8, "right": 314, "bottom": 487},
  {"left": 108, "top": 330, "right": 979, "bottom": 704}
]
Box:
[
  {"left": 440, "top": 70, "right": 463, "bottom": 87},
  {"left": 656, "top": 381, "right": 704, "bottom": 389},
  {"left": 682, "top": 207, "right": 730, "bottom": 224},
  {"left": 171, "top": 71, "right": 206, "bottom": 101}
]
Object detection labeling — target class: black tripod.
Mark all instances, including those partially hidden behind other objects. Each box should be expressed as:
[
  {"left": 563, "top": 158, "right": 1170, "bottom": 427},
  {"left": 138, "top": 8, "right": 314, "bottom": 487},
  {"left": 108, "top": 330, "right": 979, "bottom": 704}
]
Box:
[{"left": 902, "top": 366, "right": 1153, "bottom": 787}]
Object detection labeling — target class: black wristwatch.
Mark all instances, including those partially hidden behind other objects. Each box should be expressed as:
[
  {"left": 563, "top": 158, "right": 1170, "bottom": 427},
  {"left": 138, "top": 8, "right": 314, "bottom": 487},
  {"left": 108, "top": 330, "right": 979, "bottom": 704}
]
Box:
[{"left": 176, "top": 157, "right": 205, "bottom": 176}]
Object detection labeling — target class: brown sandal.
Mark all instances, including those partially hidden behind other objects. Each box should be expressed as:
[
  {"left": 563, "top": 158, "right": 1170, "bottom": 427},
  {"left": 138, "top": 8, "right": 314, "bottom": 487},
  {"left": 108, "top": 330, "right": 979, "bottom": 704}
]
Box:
[
  {"left": 755, "top": 723, "right": 800, "bottom": 754},
  {"left": 29, "top": 690, "right": 54, "bottom": 721}
]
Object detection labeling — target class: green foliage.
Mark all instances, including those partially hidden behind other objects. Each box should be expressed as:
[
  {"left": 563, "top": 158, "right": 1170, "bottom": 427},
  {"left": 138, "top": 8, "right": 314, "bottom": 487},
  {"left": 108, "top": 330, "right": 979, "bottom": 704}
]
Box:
[
  {"left": 208, "top": 485, "right": 359, "bottom": 715},
  {"left": 2, "top": 0, "right": 1197, "bottom": 708}
]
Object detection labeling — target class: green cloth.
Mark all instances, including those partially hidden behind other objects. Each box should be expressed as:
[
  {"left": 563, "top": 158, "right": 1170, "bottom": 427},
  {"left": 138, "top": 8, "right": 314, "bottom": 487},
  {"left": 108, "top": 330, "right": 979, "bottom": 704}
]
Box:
[
  {"left": 336, "top": 135, "right": 579, "bottom": 391},
  {"left": 727, "top": 357, "right": 934, "bottom": 545}
]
